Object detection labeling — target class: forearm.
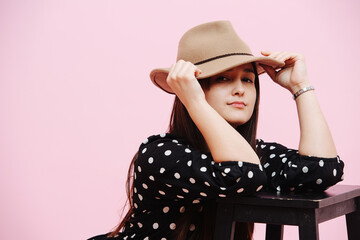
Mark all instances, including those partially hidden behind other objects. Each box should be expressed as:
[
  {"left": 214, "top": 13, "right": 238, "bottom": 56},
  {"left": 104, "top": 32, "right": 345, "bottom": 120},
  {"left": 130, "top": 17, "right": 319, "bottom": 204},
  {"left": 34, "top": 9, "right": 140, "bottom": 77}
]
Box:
[
  {"left": 294, "top": 83, "right": 337, "bottom": 157},
  {"left": 186, "top": 99, "right": 260, "bottom": 164}
]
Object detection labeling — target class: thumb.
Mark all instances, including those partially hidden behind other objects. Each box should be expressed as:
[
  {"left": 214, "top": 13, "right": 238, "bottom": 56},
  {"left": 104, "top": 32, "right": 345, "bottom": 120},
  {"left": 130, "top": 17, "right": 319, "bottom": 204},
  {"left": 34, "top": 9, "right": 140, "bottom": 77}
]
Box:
[
  {"left": 194, "top": 67, "right": 202, "bottom": 78},
  {"left": 259, "top": 63, "right": 277, "bottom": 81}
]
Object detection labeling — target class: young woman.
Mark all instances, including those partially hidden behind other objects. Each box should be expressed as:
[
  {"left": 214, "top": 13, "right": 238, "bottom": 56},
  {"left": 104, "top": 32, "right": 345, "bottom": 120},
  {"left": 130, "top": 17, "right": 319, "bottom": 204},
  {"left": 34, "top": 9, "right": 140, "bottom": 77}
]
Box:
[{"left": 88, "top": 21, "right": 344, "bottom": 240}]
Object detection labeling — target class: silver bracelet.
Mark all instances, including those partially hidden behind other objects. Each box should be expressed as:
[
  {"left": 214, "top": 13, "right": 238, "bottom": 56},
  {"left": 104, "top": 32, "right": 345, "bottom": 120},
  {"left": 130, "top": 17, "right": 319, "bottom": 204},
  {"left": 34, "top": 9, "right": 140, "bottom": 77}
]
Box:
[{"left": 293, "top": 86, "right": 315, "bottom": 100}]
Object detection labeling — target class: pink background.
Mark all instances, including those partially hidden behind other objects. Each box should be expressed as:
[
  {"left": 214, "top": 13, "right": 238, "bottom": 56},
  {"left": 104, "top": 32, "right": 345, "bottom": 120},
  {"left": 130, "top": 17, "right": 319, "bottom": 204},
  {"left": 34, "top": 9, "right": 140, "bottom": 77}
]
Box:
[{"left": 1, "top": 0, "right": 359, "bottom": 239}]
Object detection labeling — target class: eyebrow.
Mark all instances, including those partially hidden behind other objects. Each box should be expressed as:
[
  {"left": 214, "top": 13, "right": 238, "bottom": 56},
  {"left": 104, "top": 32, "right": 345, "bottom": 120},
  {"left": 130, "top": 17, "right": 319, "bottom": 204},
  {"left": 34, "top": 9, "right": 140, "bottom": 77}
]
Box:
[{"left": 226, "top": 68, "right": 255, "bottom": 74}]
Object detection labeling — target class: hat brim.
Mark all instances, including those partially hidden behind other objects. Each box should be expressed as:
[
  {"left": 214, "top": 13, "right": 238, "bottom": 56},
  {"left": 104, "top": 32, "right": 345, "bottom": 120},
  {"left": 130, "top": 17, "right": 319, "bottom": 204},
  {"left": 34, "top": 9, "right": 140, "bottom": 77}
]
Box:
[{"left": 150, "top": 55, "right": 285, "bottom": 94}]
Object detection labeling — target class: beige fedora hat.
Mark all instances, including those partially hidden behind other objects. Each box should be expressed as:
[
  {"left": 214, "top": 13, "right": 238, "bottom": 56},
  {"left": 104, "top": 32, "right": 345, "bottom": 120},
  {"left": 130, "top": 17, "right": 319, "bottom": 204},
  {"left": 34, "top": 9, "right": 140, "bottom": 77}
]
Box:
[{"left": 150, "top": 20, "right": 285, "bottom": 94}]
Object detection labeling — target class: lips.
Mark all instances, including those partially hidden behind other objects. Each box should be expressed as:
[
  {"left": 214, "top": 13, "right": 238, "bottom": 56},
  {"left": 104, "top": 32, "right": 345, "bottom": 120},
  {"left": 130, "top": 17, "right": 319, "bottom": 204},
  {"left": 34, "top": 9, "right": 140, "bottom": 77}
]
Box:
[{"left": 228, "top": 101, "right": 246, "bottom": 109}]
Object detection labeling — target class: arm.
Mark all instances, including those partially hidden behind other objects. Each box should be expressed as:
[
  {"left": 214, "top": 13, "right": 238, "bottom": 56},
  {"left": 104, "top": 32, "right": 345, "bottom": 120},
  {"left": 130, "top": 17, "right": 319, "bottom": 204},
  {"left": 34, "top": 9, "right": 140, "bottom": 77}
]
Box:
[
  {"left": 166, "top": 60, "right": 260, "bottom": 164},
  {"left": 134, "top": 134, "right": 267, "bottom": 204},
  {"left": 260, "top": 51, "right": 337, "bottom": 158},
  {"left": 257, "top": 139, "right": 344, "bottom": 192}
]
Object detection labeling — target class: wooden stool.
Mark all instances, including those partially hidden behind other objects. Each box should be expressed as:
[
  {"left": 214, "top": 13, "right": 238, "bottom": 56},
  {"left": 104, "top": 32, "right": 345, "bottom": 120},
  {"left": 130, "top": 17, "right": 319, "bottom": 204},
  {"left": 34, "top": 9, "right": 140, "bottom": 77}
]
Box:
[{"left": 214, "top": 185, "right": 360, "bottom": 240}]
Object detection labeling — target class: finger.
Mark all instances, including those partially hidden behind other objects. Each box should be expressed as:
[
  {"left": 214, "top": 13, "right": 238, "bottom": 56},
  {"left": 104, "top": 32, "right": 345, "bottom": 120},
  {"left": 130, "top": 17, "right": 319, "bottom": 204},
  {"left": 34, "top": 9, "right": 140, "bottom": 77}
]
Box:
[
  {"left": 169, "top": 60, "right": 186, "bottom": 79},
  {"left": 272, "top": 52, "right": 289, "bottom": 62},
  {"left": 177, "top": 61, "right": 193, "bottom": 78},
  {"left": 268, "top": 51, "right": 287, "bottom": 61},
  {"left": 259, "top": 63, "right": 277, "bottom": 81},
  {"left": 195, "top": 67, "right": 202, "bottom": 78},
  {"left": 261, "top": 50, "right": 272, "bottom": 56},
  {"left": 261, "top": 50, "right": 282, "bottom": 59},
  {"left": 178, "top": 61, "right": 202, "bottom": 78},
  {"left": 167, "top": 63, "right": 177, "bottom": 80}
]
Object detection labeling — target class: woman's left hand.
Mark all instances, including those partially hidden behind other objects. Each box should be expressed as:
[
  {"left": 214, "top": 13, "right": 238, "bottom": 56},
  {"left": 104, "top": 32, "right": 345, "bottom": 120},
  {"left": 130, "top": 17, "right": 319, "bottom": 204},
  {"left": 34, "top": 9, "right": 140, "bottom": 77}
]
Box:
[{"left": 259, "top": 51, "right": 310, "bottom": 94}]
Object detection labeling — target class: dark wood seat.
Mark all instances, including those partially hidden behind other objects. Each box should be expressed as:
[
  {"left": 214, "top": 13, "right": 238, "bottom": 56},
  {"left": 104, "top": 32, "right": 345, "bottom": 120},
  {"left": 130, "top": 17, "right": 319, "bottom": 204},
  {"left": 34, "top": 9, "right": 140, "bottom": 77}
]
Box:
[{"left": 214, "top": 185, "right": 360, "bottom": 240}]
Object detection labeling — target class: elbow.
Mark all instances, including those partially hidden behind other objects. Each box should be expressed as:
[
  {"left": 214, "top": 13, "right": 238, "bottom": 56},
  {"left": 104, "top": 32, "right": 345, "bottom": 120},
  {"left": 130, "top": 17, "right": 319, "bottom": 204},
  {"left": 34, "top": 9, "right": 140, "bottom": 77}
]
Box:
[{"left": 300, "top": 157, "right": 345, "bottom": 191}]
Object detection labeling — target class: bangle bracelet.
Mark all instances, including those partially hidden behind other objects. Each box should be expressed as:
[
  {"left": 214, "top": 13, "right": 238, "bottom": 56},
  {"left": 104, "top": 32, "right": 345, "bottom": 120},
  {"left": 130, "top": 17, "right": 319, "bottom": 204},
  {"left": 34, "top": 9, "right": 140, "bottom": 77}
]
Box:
[{"left": 293, "top": 86, "right": 315, "bottom": 100}]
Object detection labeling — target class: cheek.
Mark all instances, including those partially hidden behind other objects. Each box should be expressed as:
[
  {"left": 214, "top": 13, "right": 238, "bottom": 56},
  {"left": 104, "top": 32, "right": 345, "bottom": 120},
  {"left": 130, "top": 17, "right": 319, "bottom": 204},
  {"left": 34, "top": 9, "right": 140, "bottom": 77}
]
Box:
[
  {"left": 247, "top": 87, "right": 257, "bottom": 106},
  {"left": 204, "top": 92, "right": 217, "bottom": 110},
  {"left": 204, "top": 87, "right": 226, "bottom": 107}
]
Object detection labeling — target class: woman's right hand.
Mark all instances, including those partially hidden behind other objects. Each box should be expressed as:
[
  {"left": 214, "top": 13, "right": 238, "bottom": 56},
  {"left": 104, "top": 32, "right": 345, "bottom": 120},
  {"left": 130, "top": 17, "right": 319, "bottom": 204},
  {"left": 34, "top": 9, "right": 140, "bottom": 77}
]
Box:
[
  {"left": 167, "top": 61, "right": 259, "bottom": 164},
  {"left": 166, "top": 60, "right": 204, "bottom": 107}
]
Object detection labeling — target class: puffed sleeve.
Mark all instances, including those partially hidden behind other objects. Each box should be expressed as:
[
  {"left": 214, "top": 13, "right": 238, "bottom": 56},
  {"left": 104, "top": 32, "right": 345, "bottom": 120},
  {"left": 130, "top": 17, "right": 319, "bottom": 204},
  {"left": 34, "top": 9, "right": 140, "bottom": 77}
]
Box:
[
  {"left": 132, "top": 134, "right": 267, "bottom": 207},
  {"left": 256, "top": 139, "right": 344, "bottom": 192}
]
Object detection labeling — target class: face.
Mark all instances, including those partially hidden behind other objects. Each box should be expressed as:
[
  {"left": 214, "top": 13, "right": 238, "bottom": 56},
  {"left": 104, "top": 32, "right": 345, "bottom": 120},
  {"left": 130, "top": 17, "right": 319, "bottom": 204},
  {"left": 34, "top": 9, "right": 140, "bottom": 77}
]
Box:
[{"left": 203, "top": 63, "right": 257, "bottom": 128}]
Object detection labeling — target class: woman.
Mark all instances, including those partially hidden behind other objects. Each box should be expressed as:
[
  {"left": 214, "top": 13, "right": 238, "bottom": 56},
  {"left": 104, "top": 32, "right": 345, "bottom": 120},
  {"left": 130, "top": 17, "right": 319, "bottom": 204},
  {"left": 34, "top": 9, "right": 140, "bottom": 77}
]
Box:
[{"left": 88, "top": 21, "right": 344, "bottom": 240}]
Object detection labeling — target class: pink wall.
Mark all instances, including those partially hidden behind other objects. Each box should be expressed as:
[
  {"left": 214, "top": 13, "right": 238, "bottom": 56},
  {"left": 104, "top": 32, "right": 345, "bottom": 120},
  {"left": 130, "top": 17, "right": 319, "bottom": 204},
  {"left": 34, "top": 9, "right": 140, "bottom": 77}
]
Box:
[{"left": 1, "top": 0, "right": 359, "bottom": 239}]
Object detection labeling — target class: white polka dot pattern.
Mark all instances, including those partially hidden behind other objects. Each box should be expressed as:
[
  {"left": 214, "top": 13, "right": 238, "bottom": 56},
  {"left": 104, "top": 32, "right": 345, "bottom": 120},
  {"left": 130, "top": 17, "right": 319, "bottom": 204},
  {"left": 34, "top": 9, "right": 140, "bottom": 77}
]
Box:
[
  {"left": 163, "top": 206, "right": 169, "bottom": 213},
  {"left": 256, "top": 139, "right": 343, "bottom": 193},
  {"left": 108, "top": 135, "right": 344, "bottom": 239},
  {"left": 179, "top": 206, "right": 185, "bottom": 213},
  {"left": 169, "top": 223, "right": 176, "bottom": 230}
]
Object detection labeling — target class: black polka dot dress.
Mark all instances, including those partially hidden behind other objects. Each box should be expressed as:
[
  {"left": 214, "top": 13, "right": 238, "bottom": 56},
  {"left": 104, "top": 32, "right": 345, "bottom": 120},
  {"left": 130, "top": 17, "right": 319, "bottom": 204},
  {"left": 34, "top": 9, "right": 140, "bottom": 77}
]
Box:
[{"left": 88, "top": 133, "right": 344, "bottom": 240}]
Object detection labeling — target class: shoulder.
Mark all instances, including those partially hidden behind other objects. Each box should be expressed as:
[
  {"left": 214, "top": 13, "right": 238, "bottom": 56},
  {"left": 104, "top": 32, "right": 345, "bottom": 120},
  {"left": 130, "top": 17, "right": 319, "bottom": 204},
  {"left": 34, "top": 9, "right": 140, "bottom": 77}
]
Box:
[
  {"left": 136, "top": 133, "right": 197, "bottom": 165},
  {"left": 141, "top": 133, "right": 188, "bottom": 145},
  {"left": 139, "top": 133, "right": 191, "bottom": 153}
]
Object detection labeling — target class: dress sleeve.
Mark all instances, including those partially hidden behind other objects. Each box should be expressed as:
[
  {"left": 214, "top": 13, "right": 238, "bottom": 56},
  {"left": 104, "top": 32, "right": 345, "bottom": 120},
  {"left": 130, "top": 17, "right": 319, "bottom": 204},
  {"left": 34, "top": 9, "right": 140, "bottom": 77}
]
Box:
[
  {"left": 256, "top": 139, "right": 345, "bottom": 192},
  {"left": 133, "top": 134, "right": 267, "bottom": 205}
]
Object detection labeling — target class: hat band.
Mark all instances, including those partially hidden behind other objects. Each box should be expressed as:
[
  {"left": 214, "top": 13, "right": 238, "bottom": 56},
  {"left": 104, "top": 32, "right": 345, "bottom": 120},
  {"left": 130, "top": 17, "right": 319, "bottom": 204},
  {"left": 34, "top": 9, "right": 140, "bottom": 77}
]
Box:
[{"left": 194, "top": 53, "right": 253, "bottom": 65}]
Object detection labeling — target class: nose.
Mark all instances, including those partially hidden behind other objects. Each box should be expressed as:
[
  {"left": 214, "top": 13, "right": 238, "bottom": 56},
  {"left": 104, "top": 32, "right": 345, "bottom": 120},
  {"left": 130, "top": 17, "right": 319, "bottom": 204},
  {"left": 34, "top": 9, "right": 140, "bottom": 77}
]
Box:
[{"left": 231, "top": 79, "right": 245, "bottom": 96}]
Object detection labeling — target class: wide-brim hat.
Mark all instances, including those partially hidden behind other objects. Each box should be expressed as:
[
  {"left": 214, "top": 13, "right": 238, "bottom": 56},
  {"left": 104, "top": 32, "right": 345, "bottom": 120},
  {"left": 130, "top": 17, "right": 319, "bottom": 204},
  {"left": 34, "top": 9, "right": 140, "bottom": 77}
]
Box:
[{"left": 150, "top": 20, "right": 285, "bottom": 94}]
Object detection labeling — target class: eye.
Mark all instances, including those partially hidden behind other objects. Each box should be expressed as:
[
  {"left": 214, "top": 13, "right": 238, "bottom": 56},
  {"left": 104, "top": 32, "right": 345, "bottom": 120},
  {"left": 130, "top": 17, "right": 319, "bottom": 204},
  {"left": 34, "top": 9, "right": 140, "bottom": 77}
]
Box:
[
  {"left": 215, "top": 76, "right": 231, "bottom": 82},
  {"left": 242, "top": 78, "right": 254, "bottom": 83}
]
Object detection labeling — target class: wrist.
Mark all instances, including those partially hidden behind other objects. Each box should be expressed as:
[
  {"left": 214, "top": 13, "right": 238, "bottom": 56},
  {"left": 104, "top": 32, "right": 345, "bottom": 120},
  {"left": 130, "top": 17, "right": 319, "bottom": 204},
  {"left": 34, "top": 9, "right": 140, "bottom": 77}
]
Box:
[
  {"left": 289, "top": 81, "right": 311, "bottom": 95},
  {"left": 184, "top": 97, "right": 209, "bottom": 113},
  {"left": 293, "top": 86, "right": 315, "bottom": 100}
]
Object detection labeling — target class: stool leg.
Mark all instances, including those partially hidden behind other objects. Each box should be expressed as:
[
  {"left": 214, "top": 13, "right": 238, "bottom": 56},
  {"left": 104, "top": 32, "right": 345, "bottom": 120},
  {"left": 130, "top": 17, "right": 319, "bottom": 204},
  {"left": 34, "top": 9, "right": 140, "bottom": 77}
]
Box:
[
  {"left": 299, "top": 223, "right": 319, "bottom": 240},
  {"left": 214, "top": 203, "right": 235, "bottom": 240},
  {"left": 265, "top": 224, "right": 283, "bottom": 240},
  {"left": 346, "top": 210, "right": 360, "bottom": 240}
]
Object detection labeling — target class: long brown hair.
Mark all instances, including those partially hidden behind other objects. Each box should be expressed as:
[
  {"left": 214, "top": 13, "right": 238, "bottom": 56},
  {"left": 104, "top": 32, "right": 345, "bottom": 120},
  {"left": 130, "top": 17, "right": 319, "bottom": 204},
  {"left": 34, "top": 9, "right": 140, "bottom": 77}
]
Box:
[{"left": 108, "top": 62, "right": 260, "bottom": 239}]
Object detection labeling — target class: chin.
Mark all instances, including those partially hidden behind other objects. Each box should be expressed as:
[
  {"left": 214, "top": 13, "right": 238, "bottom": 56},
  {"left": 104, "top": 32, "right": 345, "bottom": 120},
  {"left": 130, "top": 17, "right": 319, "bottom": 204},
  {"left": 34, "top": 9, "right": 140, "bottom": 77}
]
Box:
[{"left": 227, "top": 115, "right": 252, "bottom": 127}]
